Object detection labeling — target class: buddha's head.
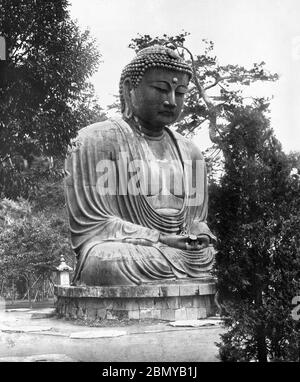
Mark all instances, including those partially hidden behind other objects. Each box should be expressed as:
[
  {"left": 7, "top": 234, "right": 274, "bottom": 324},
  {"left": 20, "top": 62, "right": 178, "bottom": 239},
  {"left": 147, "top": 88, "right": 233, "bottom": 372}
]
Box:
[{"left": 119, "top": 45, "right": 193, "bottom": 131}]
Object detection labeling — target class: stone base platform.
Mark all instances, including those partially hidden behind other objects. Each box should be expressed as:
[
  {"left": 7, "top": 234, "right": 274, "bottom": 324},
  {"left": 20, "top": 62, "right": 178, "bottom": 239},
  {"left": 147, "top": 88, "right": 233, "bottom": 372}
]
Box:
[{"left": 54, "top": 278, "right": 216, "bottom": 322}]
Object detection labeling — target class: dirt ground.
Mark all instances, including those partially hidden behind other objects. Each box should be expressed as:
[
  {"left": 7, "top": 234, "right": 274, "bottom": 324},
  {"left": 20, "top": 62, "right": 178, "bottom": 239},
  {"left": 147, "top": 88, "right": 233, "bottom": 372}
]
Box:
[{"left": 0, "top": 298, "right": 225, "bottom": 362}]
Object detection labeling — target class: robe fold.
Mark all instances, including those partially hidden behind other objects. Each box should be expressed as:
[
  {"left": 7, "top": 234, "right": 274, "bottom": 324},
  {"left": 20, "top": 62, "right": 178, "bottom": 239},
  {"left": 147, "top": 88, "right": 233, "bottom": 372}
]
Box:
[{"left": 65, "top": 117, "right": 216, "bottom": 286}]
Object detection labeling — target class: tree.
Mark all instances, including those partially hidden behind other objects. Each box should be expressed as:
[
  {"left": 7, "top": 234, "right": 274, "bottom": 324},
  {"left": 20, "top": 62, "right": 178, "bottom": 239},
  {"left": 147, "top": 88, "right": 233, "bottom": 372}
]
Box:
[
  {"left": 208, "top": 105, "right": 300, "bottom": 361},
  {"left": 0, "top": 197, "right": 73, "bottom": 300},
  {"left": 0, "top": 0, "right": 105, "bottom": 198}
]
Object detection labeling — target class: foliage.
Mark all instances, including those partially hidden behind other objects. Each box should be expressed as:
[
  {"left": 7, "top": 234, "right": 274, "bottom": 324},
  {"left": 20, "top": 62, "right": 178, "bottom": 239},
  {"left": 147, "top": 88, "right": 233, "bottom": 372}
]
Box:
[
  {"left": 0, "top": 197, "right": 74, "bottom": 297},
  {"left": 0, "top": 0, "right": 105, "bottom": 198},
  {"left": 208, "top": 106, "right": 300, "bottom": 361}
]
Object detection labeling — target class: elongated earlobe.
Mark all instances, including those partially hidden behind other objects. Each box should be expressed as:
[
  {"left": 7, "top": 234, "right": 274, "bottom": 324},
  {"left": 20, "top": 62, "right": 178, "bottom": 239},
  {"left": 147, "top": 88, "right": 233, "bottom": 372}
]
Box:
[{"left": 123, "top": 79, "right": 133, "bottom": 120}]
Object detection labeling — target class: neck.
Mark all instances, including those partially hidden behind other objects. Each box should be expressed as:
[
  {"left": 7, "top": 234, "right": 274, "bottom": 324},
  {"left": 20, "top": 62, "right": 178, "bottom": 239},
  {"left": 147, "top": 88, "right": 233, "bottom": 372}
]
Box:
[
  {"left": 135, "top": 117, "right": 165, "bottom": 137},
  {"left": 140, "top": 124, "right": 164, "bottom": 137}
]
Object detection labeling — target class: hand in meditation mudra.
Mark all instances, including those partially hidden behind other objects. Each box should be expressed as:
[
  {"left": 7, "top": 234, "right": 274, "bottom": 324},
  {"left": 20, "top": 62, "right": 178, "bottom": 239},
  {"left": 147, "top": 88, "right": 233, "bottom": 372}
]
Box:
[{"left": 65, "top": 45, "right": 217, "bottom": 286}]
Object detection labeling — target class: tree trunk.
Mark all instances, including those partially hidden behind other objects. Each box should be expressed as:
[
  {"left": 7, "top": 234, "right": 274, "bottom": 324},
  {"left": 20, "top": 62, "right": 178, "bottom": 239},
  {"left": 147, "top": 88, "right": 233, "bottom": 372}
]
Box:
[
  {"left": 256, "top": 324, "right": 268, "bottom": 362},
  {"left": 28, "top": 277, "right": 32, "bottom": 308},
  {"left": 42, "top": 275, "right": 45, "bottom": 301},
  {"left": 12, "top": 278, "right": 15, "bottom": 304},
  {"left": 255, "top": 284, "right": 268, "bottom": 362}
]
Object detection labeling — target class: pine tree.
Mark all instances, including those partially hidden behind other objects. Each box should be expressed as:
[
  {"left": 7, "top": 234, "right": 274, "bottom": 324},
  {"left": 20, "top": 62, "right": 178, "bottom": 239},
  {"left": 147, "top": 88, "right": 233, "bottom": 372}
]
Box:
[{"left": 209, "top": 105, "right": 300, "bottom": 361}]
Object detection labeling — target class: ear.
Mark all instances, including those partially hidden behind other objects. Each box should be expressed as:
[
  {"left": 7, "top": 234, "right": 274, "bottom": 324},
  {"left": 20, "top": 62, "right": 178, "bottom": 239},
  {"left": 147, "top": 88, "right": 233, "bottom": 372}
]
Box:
[{"left": 122, "top": 78, "right": 134, "bottom": 119}]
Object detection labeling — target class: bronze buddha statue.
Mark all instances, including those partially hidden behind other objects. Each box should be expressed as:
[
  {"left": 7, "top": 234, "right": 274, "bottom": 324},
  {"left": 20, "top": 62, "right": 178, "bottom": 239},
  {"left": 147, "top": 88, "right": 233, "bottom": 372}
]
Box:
[{"left": 65, "top": 45, "right": 216, "bottom": 286}]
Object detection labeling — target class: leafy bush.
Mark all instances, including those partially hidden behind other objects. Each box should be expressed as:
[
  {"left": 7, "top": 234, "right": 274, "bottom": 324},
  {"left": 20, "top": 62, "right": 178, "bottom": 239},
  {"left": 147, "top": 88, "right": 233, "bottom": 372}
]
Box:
[{"left": 0, "top": 197, "right": 74, "bottom": 297}]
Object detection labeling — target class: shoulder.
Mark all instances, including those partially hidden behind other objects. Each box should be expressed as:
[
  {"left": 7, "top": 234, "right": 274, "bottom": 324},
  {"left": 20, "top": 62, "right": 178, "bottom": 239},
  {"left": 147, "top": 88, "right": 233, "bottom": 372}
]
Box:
[
  {"left": 170, "top": 130, "right": 204, "bottom": 161},
  {"left": 78, "top": 119, "right": 118, "bottom": 140},
  {"left": 68, "top": 117, "right": 133, "bottom": 157},
  {"left": 67, "top": 119, "right": 121, "bottom": 155},
  {"left": 79, "top": 118, "right": 132, "bottom": 145}
]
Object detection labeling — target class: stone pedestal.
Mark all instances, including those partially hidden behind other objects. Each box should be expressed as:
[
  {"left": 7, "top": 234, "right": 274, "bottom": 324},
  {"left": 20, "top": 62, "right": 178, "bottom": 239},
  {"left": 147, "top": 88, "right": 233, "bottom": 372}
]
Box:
[{"left": 54, "top": 278, "right": 216, "bottom": 322}]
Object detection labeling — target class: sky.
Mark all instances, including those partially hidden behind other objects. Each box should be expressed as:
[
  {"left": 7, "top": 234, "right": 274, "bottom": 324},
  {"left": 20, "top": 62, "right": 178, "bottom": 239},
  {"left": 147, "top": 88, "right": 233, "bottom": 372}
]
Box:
[{"left": 70, "top": 0, "right": 300, "bottom": 153}]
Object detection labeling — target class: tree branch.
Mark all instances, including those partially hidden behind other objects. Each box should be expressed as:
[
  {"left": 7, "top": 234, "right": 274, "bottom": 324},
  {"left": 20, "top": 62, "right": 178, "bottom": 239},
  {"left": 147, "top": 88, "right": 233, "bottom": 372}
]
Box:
[{"left": 180, "top": 46, "right": 227, "bottom": 146}]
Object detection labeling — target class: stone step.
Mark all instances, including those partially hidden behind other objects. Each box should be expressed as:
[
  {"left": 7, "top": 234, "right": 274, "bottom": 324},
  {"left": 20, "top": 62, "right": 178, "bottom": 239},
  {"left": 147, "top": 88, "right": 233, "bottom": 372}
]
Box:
[
  {"left": 0, "top": 354, "right": 77, "bottom": 362},
  {"left": 169, "top": 319, "right": 223, "bottom": 327},
  {"left": 69, "top": 329, "right": 127, "bottom": 339},
  {"left": 30, "top": 308, "right": 56, "bottom": 319}
]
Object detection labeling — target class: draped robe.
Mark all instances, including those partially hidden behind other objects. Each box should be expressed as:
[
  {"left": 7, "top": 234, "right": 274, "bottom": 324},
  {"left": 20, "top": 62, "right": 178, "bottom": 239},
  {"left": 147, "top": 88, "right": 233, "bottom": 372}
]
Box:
[{"left": 65, "top": 117, "right": 216, "bottom": 286}]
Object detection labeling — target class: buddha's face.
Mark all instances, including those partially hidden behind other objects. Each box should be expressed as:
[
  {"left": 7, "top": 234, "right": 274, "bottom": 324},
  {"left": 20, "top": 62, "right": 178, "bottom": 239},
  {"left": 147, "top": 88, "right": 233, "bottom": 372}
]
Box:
[{"left": 130, "top": 68, "right": 189, "bottom": 131}]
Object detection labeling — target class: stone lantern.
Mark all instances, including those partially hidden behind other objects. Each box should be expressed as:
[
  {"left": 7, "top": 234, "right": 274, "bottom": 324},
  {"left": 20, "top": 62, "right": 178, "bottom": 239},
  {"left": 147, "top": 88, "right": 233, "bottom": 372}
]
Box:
[
  {"left": 0, "top": 37, "right": 6, "bottom": 60},
  {"left": 56, "top": 255, "right": 73, "bottom": 286}
]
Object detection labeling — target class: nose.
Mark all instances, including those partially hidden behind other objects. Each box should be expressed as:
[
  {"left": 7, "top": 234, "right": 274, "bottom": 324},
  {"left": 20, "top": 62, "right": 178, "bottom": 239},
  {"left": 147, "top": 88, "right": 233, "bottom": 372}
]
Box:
[{"left": 164, "top": 90, "right": 177, "bottom": 108}]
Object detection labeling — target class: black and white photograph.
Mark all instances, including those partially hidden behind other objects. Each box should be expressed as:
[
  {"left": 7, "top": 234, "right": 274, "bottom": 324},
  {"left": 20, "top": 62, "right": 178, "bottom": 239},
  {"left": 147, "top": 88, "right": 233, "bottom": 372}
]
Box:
[{"left": 0, "top": 0, "right": 299, "bottom": 367}]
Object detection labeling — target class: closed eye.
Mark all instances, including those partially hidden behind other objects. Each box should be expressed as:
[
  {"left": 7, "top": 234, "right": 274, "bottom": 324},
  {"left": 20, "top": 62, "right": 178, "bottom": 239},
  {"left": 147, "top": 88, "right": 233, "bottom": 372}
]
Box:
[
  {"left": 175, "top": 86, "right": 187, "bottom": 95},
  {"left": 152, "top": 86, "right": 168, "bottom": 93}
]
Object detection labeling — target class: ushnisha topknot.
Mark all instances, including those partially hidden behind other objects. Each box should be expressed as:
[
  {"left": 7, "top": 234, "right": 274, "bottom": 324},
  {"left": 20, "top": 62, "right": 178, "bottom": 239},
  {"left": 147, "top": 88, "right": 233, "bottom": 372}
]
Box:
[{"left": 119, "top": 44, "right": 193, "bottom": 113}]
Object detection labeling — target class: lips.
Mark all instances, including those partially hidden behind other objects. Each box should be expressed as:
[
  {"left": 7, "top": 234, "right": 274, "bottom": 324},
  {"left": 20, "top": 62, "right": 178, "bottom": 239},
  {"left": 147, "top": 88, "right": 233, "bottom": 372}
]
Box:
[{"left": 159, "top": 111, "right": 175, "bottom": 117}]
